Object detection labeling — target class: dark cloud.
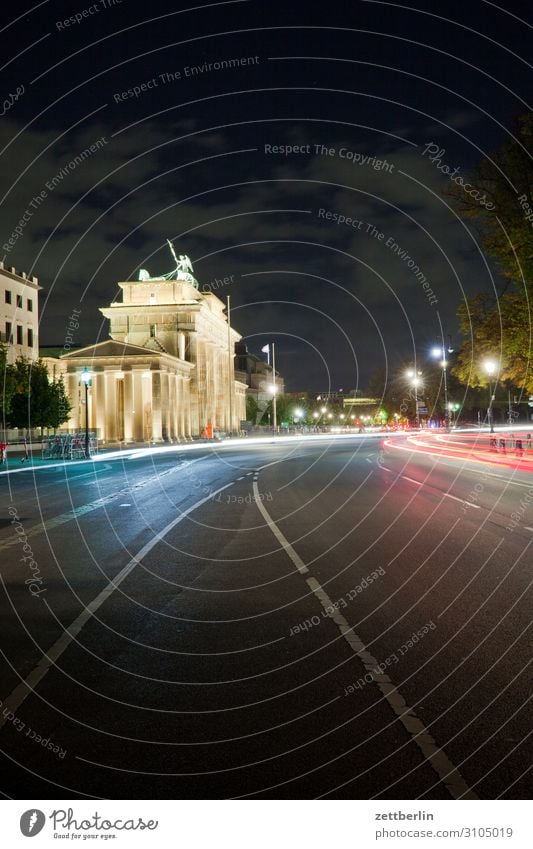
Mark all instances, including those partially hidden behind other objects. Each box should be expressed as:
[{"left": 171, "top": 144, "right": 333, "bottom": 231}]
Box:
[{"left": 1, "top": 0, "right": 529, "bottom": 389}]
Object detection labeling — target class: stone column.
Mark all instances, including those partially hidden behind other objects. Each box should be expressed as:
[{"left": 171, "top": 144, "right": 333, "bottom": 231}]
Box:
[
  {"left": 179, "top": 375, "right": 188, "bottom": 437},
  {"left": 168, "top": 374, "right": 177, "bottom": 439},
  {"left": 67, "top": 373, "right": 80, "bottom": 430},
  {"left": 175, "top": 375, "right": 182, "bottom": 437},
  {"left": 207, "top": 343, "right": 216, "bottom": 428},
  {"left": 94, "top": 372, "right": 106, "bottom": 441},
  {"left": 178, "top": 331, "right": 186, "bottom": 361},
  {"left": 228, "top": 358, "right": 236, "bottom": 432},
  {"left": 117, "top": 378, "right": 125, "bottom": 441},
  {"left": 105, "top": 372, "right": 117, "bottom": 442},
  {"left": 151, "top": 371, "right": 162, "bottom": 442},
  {"left": 142, "top": 371, "right": 153, "bottom": 443},
  {"left": 161, "top": 371, "right": 170, "bottom": 441},
  {"left": 123, "top": 371, "right": 134, "bottom": 442},
  {"left": 215, "top": 349, "right": 226, "bottom": 431},
  {"left": 184, "top": 377, "right": 192, "bottom": 437},
  {"left": 132, "top": 370, "right": 144, "bottom": 442},
  {"left": 188, "top": 333, "right": 200, "bottom": 436}
]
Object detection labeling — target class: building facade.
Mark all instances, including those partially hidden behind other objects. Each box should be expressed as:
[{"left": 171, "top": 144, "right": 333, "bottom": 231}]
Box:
[
  {"left": 61, "top": 273, "right": 246, "bottom": 442},
  {"left": 234, "top": 341, "right": 285, "bottom": 423},
  {"left": 0, "top": 262, "right": 40, "bottom": 363}
]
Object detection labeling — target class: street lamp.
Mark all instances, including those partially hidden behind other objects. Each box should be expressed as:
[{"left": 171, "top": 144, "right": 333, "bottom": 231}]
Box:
[
  {"left": 269, "top": 382, "right": 278, "bottom": 432},
  {"left": 406, "top": 370, "right": 423, "bottom": 427},
  {"left": 483, "top": 359, "right": 498, "bottom": 433},
  {"left": 448, "top": 402, "right": 460, "bottom": 426},
  {"left": 80, "top": 368, "right": 92, "bottom": 459},
  {"left": 431, "top": 345, "right": 450, "bottom": 429},
  {"left": 293, "top": 407, "right": 304, "bottom": 426}
]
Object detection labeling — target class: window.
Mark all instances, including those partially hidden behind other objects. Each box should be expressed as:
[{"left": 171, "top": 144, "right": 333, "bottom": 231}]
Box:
[
  {"left": 16, "top": 325, "right": 23, "bottom": 345},
  {"left": 5, "top": 290, "right": 11, "bottom": 304},
  {"left": 27, "top": 299, "right": 33, "bottom": 312},
  {"left": 5, "top": 322, "right": 12, "bottom": 343},
  {"left": 16, "top": 294, "right": 22, "bottom": 308},
  {"left": 150, "top": 324, "right": 156, "bottom": 338},
  {"left": 28, "top": 328, "right": 33, "bottom": 347}
]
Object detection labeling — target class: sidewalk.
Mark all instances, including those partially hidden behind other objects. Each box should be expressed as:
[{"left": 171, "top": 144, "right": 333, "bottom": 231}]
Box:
[{"left": 0, "top": 437, "right": 226, "bottom": 474}]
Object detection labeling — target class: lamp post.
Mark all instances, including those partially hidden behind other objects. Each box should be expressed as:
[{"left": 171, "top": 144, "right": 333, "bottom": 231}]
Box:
[
  {"left": 80, "top": 368, "right": 92, "bottom": 459},
  {"left": 293, "top": 407, "right": 304, "bottom": 428},
  {"left": 271, "top": 342, "right": 277, "bottom": 432},
  {"left": 226, "top": 295, "right": 233, "bottom": 436},
  {"left": 483, "top": 359, "right": 497, "bottom": 433},
  {"left": 406, "top": 369, "right": 422, "bottom": 428},
  {"left": 269, "top": 381, "right": 278, "bottom": 432},
  {"left": 431, "top": 344, "right": 451, "bottom": 429},
  {"left": 447, "top": 402, "right": 460, "bottom": 426}
]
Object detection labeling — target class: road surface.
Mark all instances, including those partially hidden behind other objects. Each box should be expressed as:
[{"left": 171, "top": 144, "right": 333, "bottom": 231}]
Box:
[{"left": 0, "top": 434, "right": 530, "bottom": 799}]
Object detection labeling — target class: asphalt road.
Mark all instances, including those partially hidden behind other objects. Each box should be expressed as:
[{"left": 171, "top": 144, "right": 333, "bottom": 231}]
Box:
[{"left": 0, "top": 434, "right": 531, "bottom": 799}]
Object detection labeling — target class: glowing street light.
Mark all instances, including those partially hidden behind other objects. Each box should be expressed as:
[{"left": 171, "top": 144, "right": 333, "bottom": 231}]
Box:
[
  {"left": 483, "top": 359, "right": 498, "bottom": 432},
  {"left": 406, "top": 370, "right": 423, "bottom": 427},
  {"left": 80, "top": 368, "right": 92, "bottom": 459},
  {"left": 447, "top": 401, "right": 460, "bottom": 426},
  {"left": 430, "top": 343, "right": 450, "bottom": 429},
  {"left": 293, "top": 407, "right": 304, "bottom": 425}
]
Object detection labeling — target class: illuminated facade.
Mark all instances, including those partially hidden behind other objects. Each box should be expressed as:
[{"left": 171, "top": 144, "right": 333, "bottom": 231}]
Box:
[
  {"left": 0, "top": 262, "right": 40, "bottom": 364},
  {"left": 61, "top": 274, "right": 246, "bottom": 442}
]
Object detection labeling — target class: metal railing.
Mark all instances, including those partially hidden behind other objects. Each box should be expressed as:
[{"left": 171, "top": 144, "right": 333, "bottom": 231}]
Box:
[{"left": 42, "top": 433, "right": 98, "bottom": 460}]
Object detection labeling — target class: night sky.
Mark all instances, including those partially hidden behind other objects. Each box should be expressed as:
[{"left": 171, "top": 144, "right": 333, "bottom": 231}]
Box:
[{"left": 1, "top": 0, "right": 531, "bottom": 391}]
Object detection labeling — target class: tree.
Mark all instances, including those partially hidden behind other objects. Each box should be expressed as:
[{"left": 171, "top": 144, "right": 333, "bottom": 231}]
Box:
[
  {"left": 8, "top": 359, "right": 70, "bottom": 433},
  {"left": 446, "top": 114, "right": 533, "bottom": 392},
  {"left": 0, "top": 344, "right": 16, "bottom": 430},
  {"left": 245, "top": 394, "right": 260, "bottom": 424},
  {"left": 7, "top": 357, "right": 31, "bottom": 429},
  {"left": 366, "top": 365, "right": 451, "bottom": 421},
  {"left": 260, "top": 394, "right": 293, "bottom": 425},
  {"left": 446, "top": 113, "right": 533, "bottom": 284},
  {"left": 48, "top": 377, "right": 72, "bottom": 431}
]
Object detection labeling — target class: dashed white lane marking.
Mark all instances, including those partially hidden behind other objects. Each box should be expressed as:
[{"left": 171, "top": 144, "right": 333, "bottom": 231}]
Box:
[
  {"left": 401, "top": 476, "right": 481, "bottom": 510},
  {"left": 252, "top": 476, "right": 477, "bottom": 801},
  {"left": 252, "top": 479, "right": 308, "bottom": 576},
  {"left": 0, "top": 457, "right": 207, "bottom": 552},
  {"left": 402, "top": 475, "right": 422, "bottom": 485},
  {"left": 442, "top": 493, "right": 481, "bottom": 509},
  {"left": 378, "top": 463, "right": 393, "bottom": 472},
  {"left": 525, "top": 527, "right": 533, "bottom": 532},
  {"left": 0, "top": 479, "right": 236, "bottom": 734},
  {"left": 236, "top": 477, "right": 245, "bottom": 481}
]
